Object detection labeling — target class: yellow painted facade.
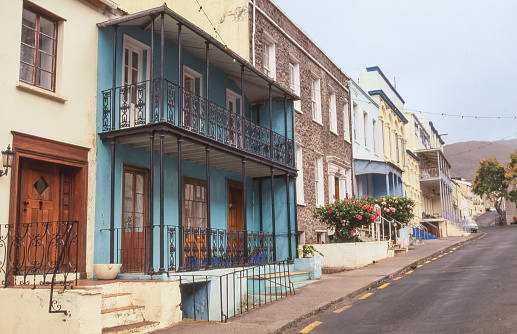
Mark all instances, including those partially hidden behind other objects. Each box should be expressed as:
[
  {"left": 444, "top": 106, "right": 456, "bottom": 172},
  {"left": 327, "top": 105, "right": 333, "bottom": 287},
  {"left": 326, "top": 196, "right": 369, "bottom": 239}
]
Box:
[
  {"left": 115, "top": 0, "right": 249, "bottom": 60},
  {"left": 1, "top": 0, "right": 115, "bottom": 277}
]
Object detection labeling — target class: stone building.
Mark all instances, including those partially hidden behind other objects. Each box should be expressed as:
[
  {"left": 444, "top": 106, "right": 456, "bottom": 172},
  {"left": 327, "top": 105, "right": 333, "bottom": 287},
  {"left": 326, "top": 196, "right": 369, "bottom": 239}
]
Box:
[{"left": 249, "top": 0, "right": 353, "bottom": 244}]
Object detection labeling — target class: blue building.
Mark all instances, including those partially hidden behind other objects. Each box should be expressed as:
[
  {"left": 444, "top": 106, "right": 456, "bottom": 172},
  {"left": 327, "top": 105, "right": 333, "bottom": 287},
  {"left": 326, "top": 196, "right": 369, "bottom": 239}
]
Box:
[{"left": 94, "top": 5, "right": 298, "bottom": 274}]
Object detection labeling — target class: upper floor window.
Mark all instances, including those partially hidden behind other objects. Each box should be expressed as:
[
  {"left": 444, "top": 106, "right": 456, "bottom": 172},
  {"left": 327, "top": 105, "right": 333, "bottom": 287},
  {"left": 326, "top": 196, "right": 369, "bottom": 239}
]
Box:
[
  {"left": 311, "top": 76, "right": 321, "bottom": 123},
  {"left": 343, "top": 102, "right": 350, "bottom": 142},
  {"left": 20, "top": 6, "right": 58, "bottom": 91},
  {"left": 363, "top": 111, "right": 369, "bottom": 149},
  {"left": 329, "top": 91, "right": 337, "bottom": 134},
  {"left": 289, "top": 59, "right": 301, "bottom": 112},
  {"left": 315, "top": 155, "right": 324, "bottom": 207},
  {"left": 296, "top": 145, "right": 305, "bottom": 205},
  {"left": 353, "top": 103, "right": 359, "bottom": 142},
  {"left": 372, "top": 119, "right": 378, "bottom": 154},
  {"left": 262, "top": 34, "right": 276, "bottom": 80}
]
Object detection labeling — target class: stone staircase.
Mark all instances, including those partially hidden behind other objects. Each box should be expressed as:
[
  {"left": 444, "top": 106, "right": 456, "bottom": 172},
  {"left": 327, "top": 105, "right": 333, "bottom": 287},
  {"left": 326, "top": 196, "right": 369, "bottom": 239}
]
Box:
[{"left": 247, "top": 269, "right": 316, "bottom": 305}]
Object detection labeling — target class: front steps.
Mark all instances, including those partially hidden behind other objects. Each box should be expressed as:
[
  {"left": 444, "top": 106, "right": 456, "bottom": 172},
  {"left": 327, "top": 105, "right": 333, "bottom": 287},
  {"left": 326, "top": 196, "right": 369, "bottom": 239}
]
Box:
[
  {"left": 247, "top": 270, "right": 316, "bottom": 305},
  {"left": 412, "top": 228, "right": 438, "bottom": 240}
]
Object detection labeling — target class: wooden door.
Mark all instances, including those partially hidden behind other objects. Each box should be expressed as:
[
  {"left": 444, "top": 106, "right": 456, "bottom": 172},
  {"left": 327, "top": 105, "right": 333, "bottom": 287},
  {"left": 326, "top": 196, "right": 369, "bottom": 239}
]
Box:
[
  {"left": 183, "top": 178, "right": 206, "bottom": 269},
  {"left": 122, "top": 167, "right": 148, "bottom": 272},
  {"left": 227, "top": 181, "right": 244, "bottom": 263},
  {"left": 18, "top": 161, "right": 61, "bottom": 272}
]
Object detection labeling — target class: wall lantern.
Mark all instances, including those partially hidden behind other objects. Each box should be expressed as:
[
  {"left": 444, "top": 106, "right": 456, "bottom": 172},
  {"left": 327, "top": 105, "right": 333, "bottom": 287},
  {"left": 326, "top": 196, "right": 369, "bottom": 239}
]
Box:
[{"left": 0, "top": 145, "right": 15, "bottom": 177}]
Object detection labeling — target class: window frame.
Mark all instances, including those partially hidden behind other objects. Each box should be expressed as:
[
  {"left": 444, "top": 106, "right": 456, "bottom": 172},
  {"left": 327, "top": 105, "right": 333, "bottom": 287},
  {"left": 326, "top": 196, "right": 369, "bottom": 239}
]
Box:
[
  {"left": 329, "top": 90, "right": 337, "bottom": 134},
  {"left": 311, "top": 75, "right": 322, "bottom": 124},
  {"left": 296, "top": 145, "right": 305, "bottom": 205},
  {"left": 289, "top": 57, "right": 301, "bottom": 112},
  {"left": 315, "top": 155, "right": 324, "bottom": 207},
  {"left": 20, "top": 4, "right": 59, "bottom": 92},
  {"left": 122, "top": 165, "right": 149, "bottom": 232},
  {"left": 363, "top": 111, "right": 369, "bottom": 149},
  {"left": 183, "top": 177, "right": 207, "bottom": 229},
  {"left": 343, "top": 101, "right": 350, "bottom": 142},
  {"left": 262, "top": 33, "right": 276, "bottom": 80}
]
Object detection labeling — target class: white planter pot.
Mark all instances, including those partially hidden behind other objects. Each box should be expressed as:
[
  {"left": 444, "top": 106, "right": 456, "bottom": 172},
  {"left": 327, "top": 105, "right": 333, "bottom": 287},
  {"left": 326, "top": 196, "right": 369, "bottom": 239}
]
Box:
[{"left": 93, "top": 263, "right": 122, "bottom": 280}]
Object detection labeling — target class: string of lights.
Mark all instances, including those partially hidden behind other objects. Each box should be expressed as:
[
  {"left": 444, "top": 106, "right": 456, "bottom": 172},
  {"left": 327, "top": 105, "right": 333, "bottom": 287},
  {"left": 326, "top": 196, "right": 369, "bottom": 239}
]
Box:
[
  {"left": 448, "top": 132, "right": 517, "bottom": 157},
  {"left": 195, "top": 0, "right": 228, "bottom": 49}
]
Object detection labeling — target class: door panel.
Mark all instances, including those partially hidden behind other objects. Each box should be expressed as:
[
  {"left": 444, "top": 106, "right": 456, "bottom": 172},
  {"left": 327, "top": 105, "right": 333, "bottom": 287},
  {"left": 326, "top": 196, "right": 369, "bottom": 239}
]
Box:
[{"left": 227, "top": 181, "right": 244, "bottom": 263}]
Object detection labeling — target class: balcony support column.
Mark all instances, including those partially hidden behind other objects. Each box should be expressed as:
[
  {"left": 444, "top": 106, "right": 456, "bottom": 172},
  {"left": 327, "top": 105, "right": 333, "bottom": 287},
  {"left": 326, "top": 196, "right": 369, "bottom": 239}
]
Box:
[
  {"left": 241, "top": 65, "right": 245, "bottom": 149},
  {"left": 160, "top": 13, "right": 165, "bottom": 122},
  {"left": 150, "top": 16, "right": 155, "bottom": 123},
  {"left": 242, "top": 158, "right": 248, "bottom": 265},
  {"left": 109, "top": 139, "right": 116, "bottom": 263},
  {"left": 159, "top": 131, "right": 165, "bottom": 273},
  {"left": 149, "top": 131, "right": 155, "bottom": 271},
  {"left": 269, "top": 84, "right": 273, "bottom": 160},
  {"left": 178, "top": 23, "right": 183, "bottom": 126},
  {"left": 178, "top": 137, "right": 184, "bottom": 271},
  {"left": 111, "top": 25, "right": 117, "bottom": 131},
  {"left": 206, "top": 145, "right": 212, "bottom": 268},
  {"left": 259, "top": 180, "right": 263, "bottom": 232},
  {"left": 286, "top": 173, "right": 292, "bottom": 260},
  {"left": 271, "top": 167, "right": 276, "bottom": 262},
  {"left": 205, "top": 42, "right": 210, "bottom": 136},
  {"left": 385, "top": 173, "right": 390, "bottom": 196}
]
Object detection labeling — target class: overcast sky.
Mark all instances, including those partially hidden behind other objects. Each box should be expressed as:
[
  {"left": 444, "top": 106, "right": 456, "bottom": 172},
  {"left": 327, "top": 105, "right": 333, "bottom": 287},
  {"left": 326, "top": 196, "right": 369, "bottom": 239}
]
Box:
[{"left": 272, "top": 0, "right": 517, "bottom": 144}]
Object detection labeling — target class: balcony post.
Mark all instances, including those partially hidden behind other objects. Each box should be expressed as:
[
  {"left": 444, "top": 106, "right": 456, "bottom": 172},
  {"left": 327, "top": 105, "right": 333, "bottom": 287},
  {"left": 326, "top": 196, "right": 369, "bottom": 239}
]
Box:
[
  {"left": 205, "top": 41, "right": 210, "bottom": 136},
  {"left": 292, "top": 171, "right": 299, "bottom": 258},
  {"left": 259, "top": 180, "right": 263, "bottom": 232},
  {"left": 385, "top": 172, "right": 390, "bottom": 196},
  {"left": 150, "top": 16, "right": 154, "bottom": 123},
  {"left": 178, "top": 23, "right": 183, "bottom": 126},
  {"left": 286, "top": 173, "right": 292, "bottom": 260},
  {"left": 269, "top": 84, "right": 273, "bottom": 160},
  {"left": 109, "top": 139, "right": 116, "bottom": 263},
  {"left": 241, "top": 65, "right": 245, "bottom": 149},
  {"left": 149, "top": 131, "right": 155, "bottom": 271},
  {"left": 291, "top": 99, "right": 295, "bottom": 167},
  {"left": 111, "top": 25, "right": 117, "bottom": 131},
  {"left": 242, "top": 158, "right": 248, "bottom": 265},
  {"left": 271, "top": 167, "right": 276, "bottom": 262},
  {"left": 159, "top": 131, "right": 165, "bottom": 272},
  {"left": 206, "top": 145, "right": 212, "bottom": 268},
  {"left": 159, "top": 13, "right": 165, "bottom": 122},
  {"left": 178, "top": 137, "right": 184, "bottom": 271}
]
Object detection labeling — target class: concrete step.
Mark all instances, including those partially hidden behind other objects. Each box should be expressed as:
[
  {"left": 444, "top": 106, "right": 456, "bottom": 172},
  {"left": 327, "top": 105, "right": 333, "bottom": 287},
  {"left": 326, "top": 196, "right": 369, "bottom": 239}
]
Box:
[
  {"left": 101, "top": 305, "right": 146, "bottom": 329},
  {"left": 102, "top": 320, "right": 159, "bottom": 334},
  {"left": 102, "top": 292, "right": 132, "bottom": 310},
  {"left": 263, "top": 279, "right": 317, "bottom": 293}
]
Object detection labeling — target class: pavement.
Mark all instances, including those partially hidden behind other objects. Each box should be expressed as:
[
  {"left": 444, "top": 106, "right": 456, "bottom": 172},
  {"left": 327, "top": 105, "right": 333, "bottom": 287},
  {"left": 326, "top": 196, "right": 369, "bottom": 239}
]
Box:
[{"left": 152, "top": 233, "right": 483, "bottom": 334}]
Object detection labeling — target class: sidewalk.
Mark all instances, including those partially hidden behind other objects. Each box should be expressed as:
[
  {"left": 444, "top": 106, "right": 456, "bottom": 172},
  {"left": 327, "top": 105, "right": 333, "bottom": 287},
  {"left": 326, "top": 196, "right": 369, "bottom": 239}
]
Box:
[{"left": 152, "top": 234, "right": 483, "bottom": 334}]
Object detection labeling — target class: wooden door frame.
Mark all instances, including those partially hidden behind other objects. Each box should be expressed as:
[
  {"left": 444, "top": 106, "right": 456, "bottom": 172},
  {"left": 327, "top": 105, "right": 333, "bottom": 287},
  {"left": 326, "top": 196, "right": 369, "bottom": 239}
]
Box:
[
  {"left": 9, "top": 132, "right": 89, "bottom": 275},
  {"left": 227, "top": 180, "right": 243, "bottom": 231}
]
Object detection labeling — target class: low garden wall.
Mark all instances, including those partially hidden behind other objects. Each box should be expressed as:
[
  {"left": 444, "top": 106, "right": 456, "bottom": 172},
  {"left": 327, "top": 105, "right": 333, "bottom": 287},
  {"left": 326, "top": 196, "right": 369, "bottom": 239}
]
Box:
[{"left": 310, "top": 241, "right": 389, "bottom": 269}]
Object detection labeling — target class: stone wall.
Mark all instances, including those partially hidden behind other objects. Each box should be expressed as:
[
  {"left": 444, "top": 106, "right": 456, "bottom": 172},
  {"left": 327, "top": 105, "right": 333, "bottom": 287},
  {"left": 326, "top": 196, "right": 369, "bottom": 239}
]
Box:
[{"left": 250, "top": 1, "right": 353, "bottom": 243}]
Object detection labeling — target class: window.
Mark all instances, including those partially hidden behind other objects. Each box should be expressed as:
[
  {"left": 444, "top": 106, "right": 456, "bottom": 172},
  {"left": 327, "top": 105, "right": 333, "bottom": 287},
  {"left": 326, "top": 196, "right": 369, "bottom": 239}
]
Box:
[
  {"left": 380, "top": 120, "right": 385, "bottom": 155},
  {"left": 363, "top": 112, "right": 369, "bottom": 149},
  {"left": 262, "top": 34, "right": 276, "bottom": 79},
  {"left": 395, "top": 133, "right": 399, "bottom": 163},
  {"left": 343, "top": 102, "right": 350, "bottom": 141},
  {"left": 296, "top": 145, "right": 304, "bottom": 205},
  {"left": 20, "top": 6, "right": 58, "bottom": 91},
  {"left": 289, "top": 60, "right": 301, "bottom": 111},
  {"left": 315, "top": 155, "right": 324, "bottom": 207},
  {"left": 184, "top": 178, "right": 206, "bottom": 228},
  {"left": 123, "top": 166, "right": 148, "bottom": 233},
  {"left": 311, "top": 76, "right": 321, "bottom": 123},
  {"left": 353, "top": 103, "right": 359, "bottom": 142},
  {"left": 329, "top": 91, "right": 337, "bottom": 134},
  {"left": 373, "top": 119, "right": 377, "bottom": 153},
  {"left": 183, "top": 66, "right": 203, "bottom": 130}
]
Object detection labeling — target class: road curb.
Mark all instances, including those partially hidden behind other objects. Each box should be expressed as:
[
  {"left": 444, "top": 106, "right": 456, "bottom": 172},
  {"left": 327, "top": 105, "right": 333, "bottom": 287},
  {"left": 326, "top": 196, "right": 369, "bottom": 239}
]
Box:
[{"left": 277, "top": 233, "right": 486, "bottom": 333}]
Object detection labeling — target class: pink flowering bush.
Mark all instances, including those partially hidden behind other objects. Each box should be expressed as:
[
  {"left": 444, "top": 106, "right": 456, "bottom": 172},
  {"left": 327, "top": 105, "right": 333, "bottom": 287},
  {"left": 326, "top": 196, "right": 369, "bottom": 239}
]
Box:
[{"left": 314, "top": 195, "right": 415, "bottom": 243}]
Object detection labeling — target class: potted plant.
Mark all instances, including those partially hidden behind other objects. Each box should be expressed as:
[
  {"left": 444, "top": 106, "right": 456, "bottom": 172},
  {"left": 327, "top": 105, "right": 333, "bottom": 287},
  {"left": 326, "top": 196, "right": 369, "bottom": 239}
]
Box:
[{"left": 298, "top": 245, "right": 324, "bottom": 258}]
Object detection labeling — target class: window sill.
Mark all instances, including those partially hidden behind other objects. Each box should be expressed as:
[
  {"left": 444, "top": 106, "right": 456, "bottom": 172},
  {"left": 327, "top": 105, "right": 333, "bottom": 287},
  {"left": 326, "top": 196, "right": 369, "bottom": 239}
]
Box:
[
  {"left": 312, "top": 119, "right": 323, "bottom": 127},
  {"left": 344, "top": 138, "right": 351, "bottom": 144},
  {"left": 17, "top": 81, "right": 68, "bottom": 103},
  {"left": 297, "top": 202, "right": 307, "bottom": 207},
  {"left": 295, "top": 108, "right": 303, "bottom": 114},
  {"left": 330, "top": 130, "right": 339, "bottom": 136}
]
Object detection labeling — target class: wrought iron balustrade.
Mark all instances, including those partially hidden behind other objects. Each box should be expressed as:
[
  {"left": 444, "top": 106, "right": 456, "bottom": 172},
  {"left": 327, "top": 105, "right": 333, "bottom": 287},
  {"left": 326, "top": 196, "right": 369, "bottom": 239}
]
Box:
[
  {"left": 101, "top": 79, "right": 294, "bottom": 167},
  {"left": 1, "top": 221, "right": 78, "bottom": 314},
  {"left": 102, "top": 225, "right": 274, "bottom": 273},
  {"left": 420, "top": 167, "right": 440, "bottom": 180}
]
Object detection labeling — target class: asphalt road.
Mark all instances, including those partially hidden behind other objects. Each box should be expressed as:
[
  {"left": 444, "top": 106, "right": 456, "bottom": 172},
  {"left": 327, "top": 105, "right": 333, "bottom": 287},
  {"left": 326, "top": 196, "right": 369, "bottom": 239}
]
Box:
[{"left": 287, "top": 211, "right": 517, "bottom": 334}]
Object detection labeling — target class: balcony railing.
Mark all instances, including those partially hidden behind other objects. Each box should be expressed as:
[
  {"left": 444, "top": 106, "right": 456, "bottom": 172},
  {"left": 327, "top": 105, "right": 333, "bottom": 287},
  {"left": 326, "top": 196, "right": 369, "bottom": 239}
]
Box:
[
  {"left": 103, "top": 225, "right": 274, "bottom": 273},
  {"left": 1, "top": 221, "right": 79, "bottom": 314},
  {"left": 420, "top": 167, "right": 439, "bottom": 180},
  {"left": 101, "top": 79, "right": 294, "bottom": 168}
]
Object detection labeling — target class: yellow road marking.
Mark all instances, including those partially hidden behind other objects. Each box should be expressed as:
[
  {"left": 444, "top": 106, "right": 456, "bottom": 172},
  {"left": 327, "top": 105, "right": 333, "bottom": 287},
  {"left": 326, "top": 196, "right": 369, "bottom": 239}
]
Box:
[
  {"left": 393, "top": 277, "right": 403, "bottom": 280},
  {"left": 333, "top": 305, "right": 352, "bottom": 313},
  {"left": 406, "top": 270, "right": 414, "bottom": 274},
  {"left": 417, "top": 264, "right": 423, "bottom": 268},
  {"left": 432, "top": 258, "right": 438, "bottom": 260},
  {"left": 359, "top": 292, "right": 374, "bottom": 299},
  {"left": 299, "top": 321, "right": 323, "bottom": 333},
  {"left": 438, "top": 255, "right": 443, "bottom": 258},
  {"left": 452, "top": 248, "right": 457, "bottom": 250},
  {"left": 425, "top": 261, "right": 431, "bottom": 264},
  {"left": 443, "top": 253, "right": 448, "bottom": 255},
  {"left": 378, "top": 283, "right": 390, "bottom": 289}
]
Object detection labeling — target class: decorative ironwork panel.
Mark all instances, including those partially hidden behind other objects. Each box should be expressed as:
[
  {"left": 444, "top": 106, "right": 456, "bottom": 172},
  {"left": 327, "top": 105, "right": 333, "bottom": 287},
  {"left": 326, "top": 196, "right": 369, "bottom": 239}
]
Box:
[
  {"left": 272, "top": 132, "right": 286, "bottom": 165},
  {"left": 152, "top": 79, "right": 161, "bottom": 123},
  {"left": 134, "top": 81, "right": 147, "bottom": 126},
  {"left": 167, "top": 226, "right": 177, "bottom": 271},
  {"left": 165, "top": 79, "right": 177, "bottom": 125},
  {"left": 102, "top": 90, "right": 112, "bottom": 131},
  {"left": 118, "top": 85, "right": 131, "bottom": 129},
  {"left": 207, "top": 102, "right": 218, "bottom": 140}
]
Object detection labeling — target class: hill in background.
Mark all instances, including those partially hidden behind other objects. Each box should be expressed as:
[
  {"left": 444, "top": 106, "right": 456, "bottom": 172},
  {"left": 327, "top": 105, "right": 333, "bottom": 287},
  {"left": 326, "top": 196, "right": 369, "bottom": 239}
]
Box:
[{"left": 443, "top": 140, "right": 517, "bottom": 181}]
